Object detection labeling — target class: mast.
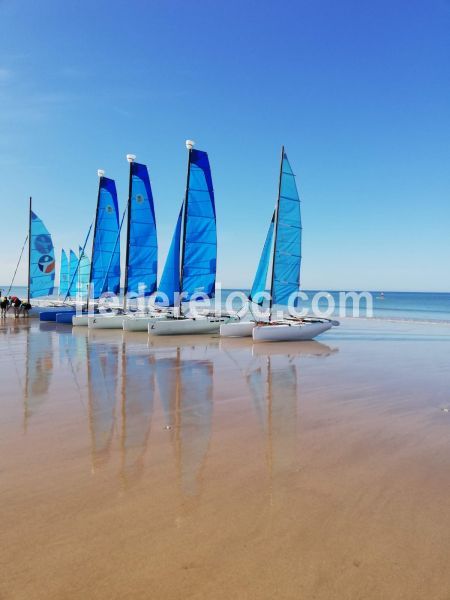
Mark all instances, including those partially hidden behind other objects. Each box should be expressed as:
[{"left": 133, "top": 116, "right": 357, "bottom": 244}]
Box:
[
  {"left": 179, "top": 139, "right": 194, "bottom": 312},
  {"left": 123, "top": 154, "right": 136, "bottom": 311},
  {"left": 27, "top": 196, "right": 32, "bottom": 303},
  {"left": 268, "top": 146, "right": 284, "bottom": 321},
  {"left": 86, "top": 170, "right": 104, "bottom": 312}
]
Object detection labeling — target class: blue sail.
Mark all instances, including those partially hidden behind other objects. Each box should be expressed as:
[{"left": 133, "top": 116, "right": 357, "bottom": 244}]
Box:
[
  {"left": 68, "top": 249, "right": 78, "bottom": 297},
  {"left": 58, "top": 249, "right": 69, "bottom": 297},
  {"left": 126, "top": 162, "right": 158, "bottom": 297},
  {"left": 249, "top": 211, "right": 275, "bottom": 305},
  {"left": 91, "top": 177, "right": 120, "bottom": 298},
  {"left": 272, "top": 152, "right": 302, "bottom": 306},
  {"left": 155, "top": 207, "right": 182, "bottom": 306},
  {"left": 29, "top": 211, "right": 55, "bottom": 298},
  {"left": 181, "top": 149, "right": 217, "bottom": 301},
  {"left": 78, "top": 245, "right": 90, "bottom": 298}
]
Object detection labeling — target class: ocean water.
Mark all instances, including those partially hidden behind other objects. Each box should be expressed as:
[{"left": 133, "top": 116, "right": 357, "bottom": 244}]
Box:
[
  {"left": 2, "top": 285, "right": 449, "bottom": 324},
  {"left": 222, "top": 289, "right": 450, "bottom": 323}
]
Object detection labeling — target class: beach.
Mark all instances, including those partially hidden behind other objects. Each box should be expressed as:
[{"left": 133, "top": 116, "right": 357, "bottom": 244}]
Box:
[{"left": 0, "top": 318, "right": 449, "bottom": 599}]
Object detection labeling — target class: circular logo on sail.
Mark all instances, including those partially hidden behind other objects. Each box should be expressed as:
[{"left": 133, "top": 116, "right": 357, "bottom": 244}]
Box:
[
  {"left": 38, "top": 255, "right": 55, "bottom": 274},
  {"left": 35, "top": 234, "right": 52, "bottom": 254},
  {"left": 106, "top": 205, "right": 113, "bottom": 214},
  {"left": 135, "top": 194, "right": 144, "bottom": 204}
]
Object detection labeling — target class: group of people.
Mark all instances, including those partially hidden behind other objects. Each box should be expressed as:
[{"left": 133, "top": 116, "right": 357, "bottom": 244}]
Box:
[{"left": 0, "top": 290, "right": 31, "bottom": 318}]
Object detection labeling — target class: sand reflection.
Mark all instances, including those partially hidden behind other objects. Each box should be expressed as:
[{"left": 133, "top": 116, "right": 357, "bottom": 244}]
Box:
[
  {"left": 156, "top": 346, "right": 214, "bottom": 499},
  {"left": 120, "top": 344, "right": 155, "bottom": 486}
]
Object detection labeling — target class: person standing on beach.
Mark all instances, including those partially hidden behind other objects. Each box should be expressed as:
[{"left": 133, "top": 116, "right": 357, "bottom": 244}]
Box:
[
  {"left": 11, "top": 297, "right": 22, "bottom": 318},
  {"left": 0, "top": 296, "right": 8, "bottom": 318},
  {"left": 20, "top": 301, "right": 31, "bottom": 318}
]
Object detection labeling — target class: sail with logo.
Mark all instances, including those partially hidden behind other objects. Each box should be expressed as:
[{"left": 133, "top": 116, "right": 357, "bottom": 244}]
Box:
[
  {"left": 89, "top": 154, "right": 159, "bottom": 329},
  {"left": 72, "top": 170, "right": 121, "bottom": 326},
  {"left": 28, "top": 200, "right": 56, "bottom": 299}
]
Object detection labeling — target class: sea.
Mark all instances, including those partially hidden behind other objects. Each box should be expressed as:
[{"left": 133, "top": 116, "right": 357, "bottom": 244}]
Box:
[{"left": 2, "top": 286, "right": 449, "bottom": 324}]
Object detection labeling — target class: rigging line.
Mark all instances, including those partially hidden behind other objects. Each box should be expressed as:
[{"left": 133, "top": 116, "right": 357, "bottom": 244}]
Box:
[{"left": 6, "top": 235, "right": 29, "bottom": 296}]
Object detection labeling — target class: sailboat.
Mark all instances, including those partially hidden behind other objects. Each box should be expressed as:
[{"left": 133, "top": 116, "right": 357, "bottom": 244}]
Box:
[
  {"left": 72, "top": 170, "right": 121, "bottom": 326},
  {"left": 89, "top": 154, "right": 159, "bottom": 330},
  {"left": 220, "top": 147, "right": 338, "bottom": 341},
  {"left": 6, "top": 197, "right": 57, "bottom": 317},
  {"left": 148, "top": 140, "right": 236, "bottom": 336}
]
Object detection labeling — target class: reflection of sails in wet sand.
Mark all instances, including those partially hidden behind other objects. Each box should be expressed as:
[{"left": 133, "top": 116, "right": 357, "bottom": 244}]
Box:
[
  {"left": 156, "top": 348, "right": 213, "bottom": 498},
  {"left": 120, "top": 345, "right": 155, "bottom": 485},
  {"left": 87, "top": 341, "right": 119, "bottom": 470},
  {"left": 244, "top": 341, "right": 338, "bottom": 481},
  {"left": 24, "top": 328, "right": 54, "bottom": 431},
  {"left": 248, "top": 356, "right": 298, "bottom": 479}
]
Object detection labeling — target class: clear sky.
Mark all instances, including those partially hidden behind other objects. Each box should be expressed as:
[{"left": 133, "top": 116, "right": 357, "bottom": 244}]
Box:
[{"left": 0, "top": 0, "right": 449, "bottom": 291}]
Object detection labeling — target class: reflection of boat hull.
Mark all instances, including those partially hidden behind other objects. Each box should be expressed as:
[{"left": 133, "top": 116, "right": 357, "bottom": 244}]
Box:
[
  {"left": 253, "top": 321, "right": 332, "bottom": 342},
  {"left": 123, "top": 314, "right": 168, "bottom": 332},
  {"left": 149, "top": 315, "right": 237, "bottom": 336},
  {"left": 88, "top": 315, "right": 124, "bottom": 329},
  {"left": 252, "top": 339, "right": 337, "bottom": 357},
  {"left": 220, "top": 321, "right": 255, "bottom": 337}
]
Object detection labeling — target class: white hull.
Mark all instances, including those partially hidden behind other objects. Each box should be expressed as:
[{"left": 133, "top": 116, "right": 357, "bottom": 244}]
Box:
[
  {"left": 149, "top": 315, "right": 237, "bottom": 336},
  {"left": 220, "top": 321, "right": 256, "bottom": 337},
  {"left": 72, "top": 315, "right": 89, "bottom": 327},
  {"left": 88, "top": 315, "right": 124, "bottom": 329},
  {"left": 123, "top": 313, "right": 168, "bottom": 332},
  {"left": 252, "top": 320, "right": 332, "bottom": 342}
]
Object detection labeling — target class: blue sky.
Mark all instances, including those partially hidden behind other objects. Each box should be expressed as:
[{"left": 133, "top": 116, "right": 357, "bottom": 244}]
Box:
[{"left": 0, "top": 0, "right": 449, "bottom": 291}]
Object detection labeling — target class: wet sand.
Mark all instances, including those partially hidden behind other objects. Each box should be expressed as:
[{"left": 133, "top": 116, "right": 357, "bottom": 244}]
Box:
[{"left": 1, "top": 318, "right": 450, "bottom": 599}]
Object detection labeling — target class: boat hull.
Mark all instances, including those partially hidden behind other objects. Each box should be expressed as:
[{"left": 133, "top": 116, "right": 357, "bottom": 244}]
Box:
[
  {"left": 149, "top": 315, "right": 237, "bottom": 336},
  {"left": 123, "top": 314, "right": 168, "bottom": 331},
  {"left": 40, "top": 309, "right": 74, "bottom": 322},
  {"left": 55, "top": 312, "right": 77, "bottom": 324},
  {"left": 72, "top": 314, "right": 89, "bottom": 327},
  {"left": 220, "top": 321, "right": 256, "bottom": 338},
  {"left": 252, "top": 321, "right": 332, "bottom": 342},
  {"left": 88, "top": 315, "right": 124, "bottom": 329}
]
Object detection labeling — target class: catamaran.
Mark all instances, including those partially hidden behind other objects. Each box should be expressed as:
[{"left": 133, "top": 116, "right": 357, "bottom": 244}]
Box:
[
  {"left": 72, "top": 170, "right": 121, "bottom": 326},
  {"left": 148, "top": 140, "right": 237, "bottom": 336},
  {"left": 220, "top": 147, "right": 338, "bottom": 341},
  {"left": 89, "top": 154, "right": 159, "bottom": 329}
]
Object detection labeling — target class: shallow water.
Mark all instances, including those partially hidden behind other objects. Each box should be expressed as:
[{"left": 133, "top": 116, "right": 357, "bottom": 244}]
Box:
[{"left": 1, "top": 319, "right": 450, "bottom": 599}]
